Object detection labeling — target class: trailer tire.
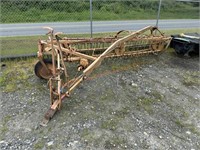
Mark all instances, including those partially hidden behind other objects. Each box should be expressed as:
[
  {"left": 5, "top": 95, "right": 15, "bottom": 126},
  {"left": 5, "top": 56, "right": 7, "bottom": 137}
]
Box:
[{"left": 174, "top": 42, "right": 182, "bottom": 54}]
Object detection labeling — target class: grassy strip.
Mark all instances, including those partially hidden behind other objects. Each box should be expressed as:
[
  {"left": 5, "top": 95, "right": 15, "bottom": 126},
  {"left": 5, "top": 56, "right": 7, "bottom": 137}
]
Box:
[
  {"left": 2, "top": 9, "right": 199, "bottom": 23},
  {"left": 0, "top": 58, "right": 40, "bottom": 93},
  {"left": 0, "top": 28, "right": 199, "bottom": 57},
  {"left": 1, "top": 0, "right": 199, "bottom": 23}
]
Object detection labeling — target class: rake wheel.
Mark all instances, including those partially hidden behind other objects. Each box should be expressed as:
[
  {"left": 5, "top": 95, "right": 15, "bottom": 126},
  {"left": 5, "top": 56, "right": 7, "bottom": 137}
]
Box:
[
  {"left": 34, "top": 59, "right": 54, "bottom": 80},
  {"left": 151, "top": 41, "right": 165, "bottom": 51}
]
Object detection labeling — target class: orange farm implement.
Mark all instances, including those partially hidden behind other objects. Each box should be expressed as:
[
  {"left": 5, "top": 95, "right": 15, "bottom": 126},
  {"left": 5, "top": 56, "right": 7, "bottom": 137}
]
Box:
[{"left": 34, "top": 26, "right": 171, "bottom": 126}]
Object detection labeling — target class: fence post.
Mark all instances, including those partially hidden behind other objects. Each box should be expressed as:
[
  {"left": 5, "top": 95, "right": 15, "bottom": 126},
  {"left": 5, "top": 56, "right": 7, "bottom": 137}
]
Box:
[
  {"left": 156, "top": 0, "right": 162, "bottom": 27},
  {"left": 90, "top": 0, "right": 93, "bottom": 38}
]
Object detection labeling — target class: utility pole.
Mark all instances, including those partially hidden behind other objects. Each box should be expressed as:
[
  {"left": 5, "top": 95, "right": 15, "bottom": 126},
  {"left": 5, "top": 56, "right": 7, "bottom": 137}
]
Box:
[
  {"left": 90, "top": 0, "right": 93, "bottom": 38},
  {"left": 156, "top": 0, "right": 162, "bottom": 27}
]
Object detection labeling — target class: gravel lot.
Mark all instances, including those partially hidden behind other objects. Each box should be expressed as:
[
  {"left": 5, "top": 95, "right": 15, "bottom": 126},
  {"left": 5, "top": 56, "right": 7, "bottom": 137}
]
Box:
[{"left": 0, "top": 50, "right": 199, "bottom": 150}]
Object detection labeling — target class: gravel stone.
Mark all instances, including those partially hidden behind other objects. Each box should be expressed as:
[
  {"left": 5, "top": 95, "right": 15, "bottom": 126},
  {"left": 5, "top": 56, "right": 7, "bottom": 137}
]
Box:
[{"left": 0, "top": 52, "right": 199, "bottom": 149}]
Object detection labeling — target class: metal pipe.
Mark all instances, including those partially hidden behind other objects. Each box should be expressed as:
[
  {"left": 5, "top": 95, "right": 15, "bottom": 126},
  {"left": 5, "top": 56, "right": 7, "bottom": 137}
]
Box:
[
  {"left": 156, "top": 0, "right": 162, "bottom": 27},
  {"left": 90, "top": 0, "right": 93, "bottom": 38}
]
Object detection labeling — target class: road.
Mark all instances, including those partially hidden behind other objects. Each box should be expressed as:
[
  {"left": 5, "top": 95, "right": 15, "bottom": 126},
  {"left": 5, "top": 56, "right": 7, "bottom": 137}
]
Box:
[{"left": 0, "top": 19, "right": 199, "bottom": 37}]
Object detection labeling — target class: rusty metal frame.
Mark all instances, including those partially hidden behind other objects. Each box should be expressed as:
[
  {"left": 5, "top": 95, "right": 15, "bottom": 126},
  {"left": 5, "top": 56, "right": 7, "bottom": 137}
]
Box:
[{"left": 36, "top": 26, "right": 171, "bottom": 126}]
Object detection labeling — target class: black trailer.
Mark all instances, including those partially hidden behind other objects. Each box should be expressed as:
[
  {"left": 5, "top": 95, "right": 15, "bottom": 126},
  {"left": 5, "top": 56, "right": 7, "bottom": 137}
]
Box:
[{"left": 170, "top": 33, "right": 199, "bottom": 56}]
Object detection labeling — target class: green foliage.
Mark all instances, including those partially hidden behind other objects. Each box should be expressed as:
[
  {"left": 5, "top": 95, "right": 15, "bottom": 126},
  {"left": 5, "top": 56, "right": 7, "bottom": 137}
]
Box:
[
  {"left": 136, "top": 92, "right": 163, "bottom": 114},
  {"left": 1, "top": 0, "right": 199, "bottom": 23},
  {"left": 81, "top": 129, "right": 97, "bottom": 143},
  {"left": 0, "top": 115, "right": 12, "bottom": 140},
  {"left": 0, "top": 59, "right": 35, "bottom": 92},
  {"left": 104, "top": 136, "right": 128, "bottom": 149},
  {"left": 101, "top": 119, "right": 118, "bottom": 131},
  {"left": 182, "top": 71, "right": 200, "bottom": 86},
  {"left": 0, "top": 35, "right": 39, "bottom": 56},
  {"left": 34, "top": 140, "right": 45, "bottom": 149},
  {"left": 175, "top": 119, "right": 200, "bottom": 135}
]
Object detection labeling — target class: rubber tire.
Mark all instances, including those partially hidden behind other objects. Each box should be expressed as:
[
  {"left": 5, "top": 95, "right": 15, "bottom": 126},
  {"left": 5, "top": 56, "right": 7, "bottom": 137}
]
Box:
[{"left": 174, "top": 42, "right": 183, "bottom": 54}]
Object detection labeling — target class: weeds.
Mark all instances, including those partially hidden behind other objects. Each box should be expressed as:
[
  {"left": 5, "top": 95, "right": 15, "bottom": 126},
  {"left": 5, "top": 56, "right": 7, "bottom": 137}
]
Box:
[
  {"left": 114, "top": 106, "right": 130, "bottom": 118},
  {"left": 81, "top": 129, "right": 95, "bottom": 143},
  {"left": 34, "top": 140, "right": 45, "bottom": 150},
  {"left": 136, "top": 93, "right": 163, "bottom": 114},
  {"left": 104, "top": 136, "right": 128, "bottom": 149},
  {"left": 0, "top": 59, "right": 36, "bottom": 92},
  {"left": 182, "top": 71, "right": 200, "bottom": 86},
  {"left": 1, "top": 1, "right": 198, "bottom": 23},
  {"left": 175, "top": 119, "right": 200, "bottom": 136},
  {"left": 0, "top": 115, "right": 12, "bottom": 140},
  {"left": 101, "top": 118, "right": 119, "bottom": 131}
]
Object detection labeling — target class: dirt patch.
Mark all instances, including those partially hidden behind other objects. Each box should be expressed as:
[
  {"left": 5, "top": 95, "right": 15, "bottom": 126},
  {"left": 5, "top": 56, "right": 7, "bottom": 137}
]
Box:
[{"left": 0, "top": 51, "right": 199, "bottom": 150}]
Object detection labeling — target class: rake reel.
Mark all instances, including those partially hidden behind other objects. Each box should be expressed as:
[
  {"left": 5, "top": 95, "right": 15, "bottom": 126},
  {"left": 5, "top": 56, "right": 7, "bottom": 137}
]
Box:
[{"left": 34, "top": 26, "right": 171, "bottom": 126}]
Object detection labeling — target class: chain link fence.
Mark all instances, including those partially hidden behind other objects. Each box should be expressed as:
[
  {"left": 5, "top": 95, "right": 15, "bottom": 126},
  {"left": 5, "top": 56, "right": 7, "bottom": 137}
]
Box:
[
  {"left": 1, "top": 0, "right": 198, "bottom": 24},
  {"left": 0, "top": 0, "right": 199, "bottom": 58},
  {"left": 0, "top": 0, "right": 161, "bottom": 23},
  {"left": 0, "top": 0, "right": 159, "bottom": 58},
  {"left": 1, "top": 0, "right": 89, "bottom": 23}
]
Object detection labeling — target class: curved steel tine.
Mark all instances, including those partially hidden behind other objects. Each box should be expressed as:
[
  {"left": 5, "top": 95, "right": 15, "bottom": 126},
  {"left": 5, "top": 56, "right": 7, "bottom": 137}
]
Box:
[
  {"left": 55, "top": 32, "right": 63, "bottom": 36},
  {"left": 43, "top": 26, "right": 53, "bottom": 31},
  {"left": 43, "top": 26, "right": 54, "bottom": 35}
]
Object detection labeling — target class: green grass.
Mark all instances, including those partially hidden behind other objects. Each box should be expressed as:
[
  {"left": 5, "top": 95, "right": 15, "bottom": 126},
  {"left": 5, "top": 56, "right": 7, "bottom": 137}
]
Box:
[
  {"left": 0, "top": 33, "right": 113, "bottom": 57},
  {"left": 136, "top": 97, "right": 155, "bottom": 114},
  {"left": 182, "top": 71, "right": 200, "bottom": 86},
  {"left": 0, "top": 28, "right": 199, "bottom": 57},
  {"left": 0, "top": 37, "right": 39, "bottom": 56},
  {"left": 160, "top": 8, "right": 199, "bottom": 19},
  {"left": 104, "top": 136, "right": 128, "bottom": 149},
  {"left": 0, "top": 58, "right": 36, "bottom": 92},
  {"left": 1, "top": 2, "right": 199, "bottom": 23},
  {"left": 0, "top": 115, "right": 12, "bottom": 140},
  {"left": 175, "top": 119, "right": 200, "bottom": 136},
  {"left": 101, "top": 119, "right": 119, "bottom": 131},
  {"left": 136, "top": 91, "right": 164, "bottom": 114},
  {"left": 34, "top": 140, "right": 45, "bottom": 150}
]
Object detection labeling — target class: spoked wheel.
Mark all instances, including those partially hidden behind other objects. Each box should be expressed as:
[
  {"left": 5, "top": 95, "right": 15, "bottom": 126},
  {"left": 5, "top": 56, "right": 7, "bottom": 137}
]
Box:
[
  {"left": 34, "top": 59, "right": 54, "bottom": 80},
  {"left": 151, "top": 42, "right": 165, "bottom": 51}
]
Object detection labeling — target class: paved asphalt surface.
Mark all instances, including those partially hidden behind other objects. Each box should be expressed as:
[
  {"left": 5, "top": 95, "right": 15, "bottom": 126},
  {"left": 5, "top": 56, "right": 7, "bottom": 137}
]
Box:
[{"left": 0, "top": 19, "right": 199, "bottom": 37}]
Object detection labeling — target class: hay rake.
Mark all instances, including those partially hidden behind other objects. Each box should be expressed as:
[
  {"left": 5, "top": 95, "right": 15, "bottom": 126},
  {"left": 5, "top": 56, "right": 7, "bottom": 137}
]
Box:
[{"left": 34, "top": 26, "right": 171, "bottom": 126}]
